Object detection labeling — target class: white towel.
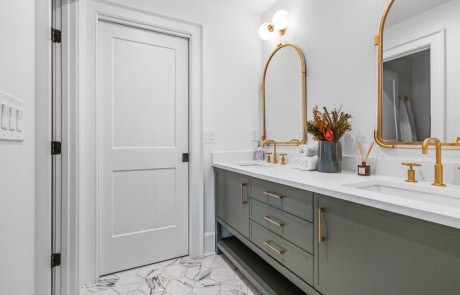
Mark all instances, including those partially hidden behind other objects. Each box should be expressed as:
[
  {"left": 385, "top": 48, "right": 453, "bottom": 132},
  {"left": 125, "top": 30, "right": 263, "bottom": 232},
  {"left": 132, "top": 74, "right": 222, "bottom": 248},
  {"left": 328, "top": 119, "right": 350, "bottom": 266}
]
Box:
[
  {"left": 291, "top": 157, "right": 300, "bottom": 169},
  {"left": 297, "top": 144, "right": 318, "bottom": 157},
  {"left": 290, "top": 156, "right": 318, "bottom": 171}
]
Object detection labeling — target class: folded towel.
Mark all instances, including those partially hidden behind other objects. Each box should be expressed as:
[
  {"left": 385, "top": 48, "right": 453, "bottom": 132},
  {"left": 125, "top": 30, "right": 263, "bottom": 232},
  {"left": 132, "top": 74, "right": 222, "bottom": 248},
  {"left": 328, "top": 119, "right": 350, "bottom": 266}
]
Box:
[
  {"left": 298, "top": 156, "right": 318, "bottom": 171},
  {"left": 291, "top": 157, "right": 300, "bottom": 168},
  {"left": 297, "top": 144, "right": 318, "bottom": 157},
  {"left": 290, "top": 156, "right": 318, "bottom": 171}
]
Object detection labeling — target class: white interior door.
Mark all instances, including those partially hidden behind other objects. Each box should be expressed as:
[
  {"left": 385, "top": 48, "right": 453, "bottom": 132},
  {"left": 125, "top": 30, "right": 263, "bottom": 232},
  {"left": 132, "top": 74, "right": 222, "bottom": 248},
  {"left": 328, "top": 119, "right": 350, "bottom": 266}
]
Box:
[{"left": 98, "top": 20, "right": 189, "bottom": 275}]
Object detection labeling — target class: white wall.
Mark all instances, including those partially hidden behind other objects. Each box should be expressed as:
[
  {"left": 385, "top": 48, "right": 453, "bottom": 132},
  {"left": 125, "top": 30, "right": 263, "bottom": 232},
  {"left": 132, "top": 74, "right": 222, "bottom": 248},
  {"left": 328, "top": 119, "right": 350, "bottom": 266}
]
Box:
[
  {"left": 0, "top": 2, "right": 36, "bottom": 294},
  {"left": 262, "top": 0, "right": 460, "bottom": 162},
  {"left": 95, "top": 0, "right": 262, "bottom": 256}
]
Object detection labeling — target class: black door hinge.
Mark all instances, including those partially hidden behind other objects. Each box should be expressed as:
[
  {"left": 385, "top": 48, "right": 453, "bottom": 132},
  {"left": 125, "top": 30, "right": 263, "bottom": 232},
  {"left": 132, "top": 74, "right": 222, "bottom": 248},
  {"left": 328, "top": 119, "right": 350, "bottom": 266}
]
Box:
[
  {"left": 182, "top": 153, "right": 189, "bottom": 163},
  {"left": 51, "top": 141, "right": 62, "bottom": 155},
  {"left": 52, "top": 28, "right": 62, "bottom": 43},
  {"left": 51, "top": 253, "right": 61, "bottom": 268}
]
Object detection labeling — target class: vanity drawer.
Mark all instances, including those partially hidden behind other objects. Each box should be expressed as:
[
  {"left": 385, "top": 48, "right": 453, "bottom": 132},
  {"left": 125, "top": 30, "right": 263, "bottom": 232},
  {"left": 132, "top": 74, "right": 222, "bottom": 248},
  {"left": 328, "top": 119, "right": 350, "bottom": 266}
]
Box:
[
  {"left": 249, "top": 178, "right": 313, "bottom": 221},
  {"left": 250, "top": 199, "right": 313, "bottom": 254},
  {"left": 250, "top": 221, "right": 314, "bottom": 285}
]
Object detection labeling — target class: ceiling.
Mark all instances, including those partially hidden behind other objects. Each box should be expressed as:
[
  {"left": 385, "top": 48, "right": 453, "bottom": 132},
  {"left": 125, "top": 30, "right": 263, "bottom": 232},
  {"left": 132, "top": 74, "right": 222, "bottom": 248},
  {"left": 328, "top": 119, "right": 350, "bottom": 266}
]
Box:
[
  {"left": 209, "top": 0, "right": 278, "bottom": 14},
  {"left": 386, "top": 0, "right": 452, "bottom": 26}
]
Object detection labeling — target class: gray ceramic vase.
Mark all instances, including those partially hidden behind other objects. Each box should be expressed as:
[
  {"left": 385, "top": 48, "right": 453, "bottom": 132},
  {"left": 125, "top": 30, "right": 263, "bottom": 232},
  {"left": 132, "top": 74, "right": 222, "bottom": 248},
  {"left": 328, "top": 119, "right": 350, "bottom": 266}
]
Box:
[{"left": 318, "top": 141, "right": 342, "bottom": 173}]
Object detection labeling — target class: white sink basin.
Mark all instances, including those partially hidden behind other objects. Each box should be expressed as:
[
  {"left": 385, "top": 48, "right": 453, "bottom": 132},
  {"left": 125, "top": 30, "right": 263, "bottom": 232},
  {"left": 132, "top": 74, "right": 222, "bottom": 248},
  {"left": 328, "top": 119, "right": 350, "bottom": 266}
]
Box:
[{"left": 345, "top": 180, "right": 460, "bottom": 207}]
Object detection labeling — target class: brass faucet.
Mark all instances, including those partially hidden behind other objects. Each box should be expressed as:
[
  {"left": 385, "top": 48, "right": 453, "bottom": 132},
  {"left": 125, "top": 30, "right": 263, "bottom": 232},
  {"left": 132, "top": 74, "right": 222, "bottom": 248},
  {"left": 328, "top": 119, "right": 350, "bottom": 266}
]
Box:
[
  {"left": 263, "top": 139, "right": 278, "bottom": 164},
  {"left": 453, "top": 137, "right": 460, "bottom": 143},
  {"left": 421, "top": 138, "right": 446, "bottom": 187}
]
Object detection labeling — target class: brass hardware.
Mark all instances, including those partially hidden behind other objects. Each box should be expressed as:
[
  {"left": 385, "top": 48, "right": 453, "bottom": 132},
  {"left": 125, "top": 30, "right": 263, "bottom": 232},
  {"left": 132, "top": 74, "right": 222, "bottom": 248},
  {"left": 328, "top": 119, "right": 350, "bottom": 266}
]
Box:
[
  {"left": 402, "top": 162, "right": 421, "bottom": 183},
  {"left": 263, "top": 191, "right": 284, "bottom": 199},
  {"left": 261, "top": 43, "right": 307, "bottom": 146},
  {"left": 264, "top": 20, "right": 287, "bottom": 37},
  {"left": 318, "top": 208, "right": 326, "bottom": 242},
  {"left": 263, "top": 140, "right": 278, "bottom": 164},
  {"left": 264, "top": 216, "right": 285, "bottom": 227},
  {"left": 264, "top": 240, "right": 286, "bottom": 255},
  {"left": 453, "top": 137, "right": 460, "bottom": 143},
  {"left": 240, "top": 183, "right": 248, "bottom": 204},
  {"left": 422, "top": 138, "right": 446, "bottom": 187},
  {"left": 400, "top": 95, "right": 409, "bottom": 102},
  {"left": 374, "top": 0, "right": 460, "bottom": 149},
  {"left": 280, "top": 153, "right": 287, "bottom": 165},
  {"left": 266, "top": 152, "right": 272, "bottom": 164}
]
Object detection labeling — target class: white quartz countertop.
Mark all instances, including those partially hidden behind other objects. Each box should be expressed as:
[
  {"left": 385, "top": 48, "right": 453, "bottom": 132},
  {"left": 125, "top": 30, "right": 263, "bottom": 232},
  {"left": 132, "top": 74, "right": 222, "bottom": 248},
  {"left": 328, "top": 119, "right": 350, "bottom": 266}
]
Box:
[{"left": 213, "top": 159, "right": 460, "bottom": 230}]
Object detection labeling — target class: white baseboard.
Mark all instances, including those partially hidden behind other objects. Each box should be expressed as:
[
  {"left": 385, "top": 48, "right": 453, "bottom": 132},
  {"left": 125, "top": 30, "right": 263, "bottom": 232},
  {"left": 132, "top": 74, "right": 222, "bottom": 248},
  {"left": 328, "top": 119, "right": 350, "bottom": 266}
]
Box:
[{"left": 204, "top": 232, "right": 216, "bottom": 256}]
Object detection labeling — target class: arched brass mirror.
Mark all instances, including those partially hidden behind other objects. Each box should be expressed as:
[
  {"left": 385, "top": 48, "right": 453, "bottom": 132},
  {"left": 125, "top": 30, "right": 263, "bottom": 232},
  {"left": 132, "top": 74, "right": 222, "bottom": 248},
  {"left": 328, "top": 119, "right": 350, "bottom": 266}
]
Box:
[
  {"left": 262, "top": 42, "right": 307, "bottom": 146},
  {"left": 375, "top": 0, "right": 460, "bottom": 148}
]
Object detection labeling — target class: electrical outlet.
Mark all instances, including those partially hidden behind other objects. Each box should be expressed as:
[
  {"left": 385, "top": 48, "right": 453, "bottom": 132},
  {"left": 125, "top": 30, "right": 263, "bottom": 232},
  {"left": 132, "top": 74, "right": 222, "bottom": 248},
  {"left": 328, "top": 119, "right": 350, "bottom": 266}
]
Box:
[
  {"left": 251, "top": 129, "right": 259, "bottom": 142},
  {"left": 204, "top": 129, "right": 216, "bottom": 144}
]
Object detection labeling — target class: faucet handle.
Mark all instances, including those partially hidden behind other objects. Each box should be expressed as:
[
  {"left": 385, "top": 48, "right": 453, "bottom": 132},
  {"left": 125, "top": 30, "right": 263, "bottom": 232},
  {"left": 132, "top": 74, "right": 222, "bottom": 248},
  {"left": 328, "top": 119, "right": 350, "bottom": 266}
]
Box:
[
  {"left": 402, "top": 162, "right": 421, "bottom": 183},
  {"left": 266, "top": 152, "right": 273, "bottom": 164},
  {"left": 280, "top": 153, "right": 287, "bottom": 165}
]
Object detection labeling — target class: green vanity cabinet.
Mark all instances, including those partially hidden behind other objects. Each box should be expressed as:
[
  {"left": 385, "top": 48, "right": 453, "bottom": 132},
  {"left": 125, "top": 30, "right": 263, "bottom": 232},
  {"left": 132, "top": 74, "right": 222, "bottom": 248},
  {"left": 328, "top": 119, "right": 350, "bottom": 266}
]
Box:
[
  {"left": 215, "top": 168, "right": 460, "bottom": 295},
  {"left": 315, "top": 194, "right": 460, "bottom": 295},
  {"left": 217, "top": 169, "right": 250, "bottom": 238}
]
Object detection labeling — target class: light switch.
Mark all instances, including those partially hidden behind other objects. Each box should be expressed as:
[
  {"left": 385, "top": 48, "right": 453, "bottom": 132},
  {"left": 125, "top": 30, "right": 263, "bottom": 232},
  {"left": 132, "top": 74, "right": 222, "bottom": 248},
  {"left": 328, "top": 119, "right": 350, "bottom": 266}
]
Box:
[
  {"left": 9, "top": 108, "right": 17, "bottom": 131},
  {"left": 16, "top": 110, "right": 23, "bottom": 132},
  {"left": 1, "top": 104, "right": 9, "bottom": 130}
]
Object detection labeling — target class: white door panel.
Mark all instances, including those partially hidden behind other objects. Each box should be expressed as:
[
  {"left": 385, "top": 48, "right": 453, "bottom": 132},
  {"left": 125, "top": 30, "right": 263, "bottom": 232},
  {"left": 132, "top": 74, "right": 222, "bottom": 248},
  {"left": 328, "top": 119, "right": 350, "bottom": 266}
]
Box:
[{"left": 98, "top": 20, "right": 189, "bottom": 275}]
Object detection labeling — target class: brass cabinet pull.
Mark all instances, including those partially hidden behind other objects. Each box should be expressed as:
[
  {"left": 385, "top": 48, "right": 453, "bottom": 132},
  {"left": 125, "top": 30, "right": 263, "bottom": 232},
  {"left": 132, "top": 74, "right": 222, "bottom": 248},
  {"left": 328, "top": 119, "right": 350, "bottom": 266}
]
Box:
[
  {"left": 318, "top": 208, "right": 326, "bottom": 242},
  {"left": 263, "top": 191, "right": 284, "bottom": 199},
  {"left": 264, "top": 240, "right": 286, "bottom": 255},
  {"left": 264, "top": 216, "right": 285, "bottom": 227},
  {"left": 240, "top": 183, "right": 248, "bottom": 204}
]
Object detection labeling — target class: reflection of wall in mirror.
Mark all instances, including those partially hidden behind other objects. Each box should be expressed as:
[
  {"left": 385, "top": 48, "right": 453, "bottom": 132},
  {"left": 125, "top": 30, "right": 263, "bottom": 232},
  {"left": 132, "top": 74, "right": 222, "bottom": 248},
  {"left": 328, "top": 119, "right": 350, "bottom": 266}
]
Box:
[
  {"left": 384, "top": 50, "right": 431, "bottom": 141},
  {"left": 384, "top": 0, "right": 460, "bottom": 140},
  {"left": 265, "top": 46, "right": 303, "bottom": 142}
]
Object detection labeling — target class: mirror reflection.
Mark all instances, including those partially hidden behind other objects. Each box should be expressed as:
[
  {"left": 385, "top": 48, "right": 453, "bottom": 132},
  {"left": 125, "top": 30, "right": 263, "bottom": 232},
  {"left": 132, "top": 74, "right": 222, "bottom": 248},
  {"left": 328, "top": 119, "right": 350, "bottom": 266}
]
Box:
[
  {"left": 381, "top": 0, "right": 460, "bottom": 143},
  {"left": 263, "top": 43, "right": 306, "bottom": 145}
]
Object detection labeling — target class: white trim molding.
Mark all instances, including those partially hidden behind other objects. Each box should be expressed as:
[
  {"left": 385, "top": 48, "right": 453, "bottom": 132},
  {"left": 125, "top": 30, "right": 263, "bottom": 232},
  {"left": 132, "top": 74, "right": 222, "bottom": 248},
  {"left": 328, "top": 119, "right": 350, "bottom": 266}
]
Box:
[
  {"left": 383, "top": 29, "right": 446, "bottom": 141},
  {"left": 64, "top": 0, "right": 204, "bottom": 290},
  {"left": 204, "top": 232, "right": 216, "bottom": 256}
]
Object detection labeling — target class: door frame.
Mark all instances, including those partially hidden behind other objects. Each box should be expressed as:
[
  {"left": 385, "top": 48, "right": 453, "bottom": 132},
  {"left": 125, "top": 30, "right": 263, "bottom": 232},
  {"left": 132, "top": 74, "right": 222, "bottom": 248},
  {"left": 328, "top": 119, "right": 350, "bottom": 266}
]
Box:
[
  {"left": 383, "top": 29, "right": 446, "bottom": 141},
  {"left": 62, "top": 0, "right": 204, "bottom": 290}
]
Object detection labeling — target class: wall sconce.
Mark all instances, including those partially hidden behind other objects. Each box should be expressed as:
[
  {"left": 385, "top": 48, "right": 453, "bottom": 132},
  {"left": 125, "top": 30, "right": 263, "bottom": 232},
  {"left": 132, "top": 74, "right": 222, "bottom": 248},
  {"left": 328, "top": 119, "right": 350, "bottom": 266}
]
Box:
[{"left": 258, "top": 10, "right": 290, "bottom": 40}]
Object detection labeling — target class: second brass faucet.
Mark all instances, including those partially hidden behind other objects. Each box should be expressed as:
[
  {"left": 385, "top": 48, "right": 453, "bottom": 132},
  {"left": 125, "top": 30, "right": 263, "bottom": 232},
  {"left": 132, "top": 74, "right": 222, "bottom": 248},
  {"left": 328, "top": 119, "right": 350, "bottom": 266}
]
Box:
[
  {"left": 422, "top": 138, "right": 446, "bottom": 187},
  {"left": 263, "top": 139, "right": 278, "bottom": 164}
]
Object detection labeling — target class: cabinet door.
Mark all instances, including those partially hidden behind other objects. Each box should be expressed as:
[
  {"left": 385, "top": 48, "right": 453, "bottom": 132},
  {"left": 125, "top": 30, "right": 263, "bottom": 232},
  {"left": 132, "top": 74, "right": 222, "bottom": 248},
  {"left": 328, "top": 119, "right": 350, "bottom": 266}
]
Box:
[
  {"left": 315, "top": 194, "right": 460, "bottom": 295},
  {"left": 217, "top": 170, "right": 250, "bottom": 238}
]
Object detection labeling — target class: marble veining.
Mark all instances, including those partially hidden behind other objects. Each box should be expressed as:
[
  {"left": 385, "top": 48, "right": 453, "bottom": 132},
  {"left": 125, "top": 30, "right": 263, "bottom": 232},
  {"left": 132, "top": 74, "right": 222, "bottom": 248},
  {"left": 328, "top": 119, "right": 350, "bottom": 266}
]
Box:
[{"left": 80, "top": 255, "right": 261, "bottom": 295}]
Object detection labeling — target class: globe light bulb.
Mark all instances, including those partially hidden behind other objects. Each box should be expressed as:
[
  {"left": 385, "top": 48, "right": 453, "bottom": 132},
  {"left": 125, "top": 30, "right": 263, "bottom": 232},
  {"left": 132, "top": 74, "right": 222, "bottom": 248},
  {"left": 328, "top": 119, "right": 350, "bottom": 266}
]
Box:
[
  {"left": 258, "top": 23, "right": 275, "bottom": 40},
  {"left": 272, "top": 10, "right": 290, "bottom": 30}
]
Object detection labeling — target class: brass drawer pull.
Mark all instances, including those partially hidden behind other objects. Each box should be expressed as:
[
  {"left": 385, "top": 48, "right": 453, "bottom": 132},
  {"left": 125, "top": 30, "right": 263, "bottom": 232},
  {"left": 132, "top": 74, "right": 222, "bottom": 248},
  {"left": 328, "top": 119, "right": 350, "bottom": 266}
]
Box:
[
  {"left": 263, "top": 191, "right": 284, "bottom": 199},
  {"left": 241, "top": 183, "right": 248, "bottom": 204},
  {"left": 318, "top": 208, "right": 326, "bottom": 242},
  {"left": 264, "top": 216, "right": 285, "bottom": 227},
  {"left": 264, "top": 240, "right": 286, "bottom": 255}
]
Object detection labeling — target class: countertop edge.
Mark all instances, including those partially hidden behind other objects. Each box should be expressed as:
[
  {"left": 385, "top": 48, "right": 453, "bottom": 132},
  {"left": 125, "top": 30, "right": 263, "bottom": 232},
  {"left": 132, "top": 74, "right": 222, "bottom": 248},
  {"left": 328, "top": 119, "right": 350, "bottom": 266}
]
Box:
[{"left": 213, "top": 162, "right": 460, "bottom": 230}]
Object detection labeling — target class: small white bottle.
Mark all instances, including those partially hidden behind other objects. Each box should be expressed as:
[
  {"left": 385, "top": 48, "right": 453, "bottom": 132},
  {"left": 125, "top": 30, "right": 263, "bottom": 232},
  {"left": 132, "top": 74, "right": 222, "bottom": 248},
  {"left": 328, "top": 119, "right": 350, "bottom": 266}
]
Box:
[{"left": 254, "top": 141, "right": 265, "bottom": 161}]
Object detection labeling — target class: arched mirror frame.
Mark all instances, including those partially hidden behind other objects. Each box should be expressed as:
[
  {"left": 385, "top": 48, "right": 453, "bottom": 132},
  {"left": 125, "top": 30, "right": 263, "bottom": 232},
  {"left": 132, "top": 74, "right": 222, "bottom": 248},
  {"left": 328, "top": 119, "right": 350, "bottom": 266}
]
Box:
[
  {"left": 262, "top": 42, "right": 307, "bottom": 146},
  {"left": 375, "top": 0, "right": 460, "bottom": 149}
]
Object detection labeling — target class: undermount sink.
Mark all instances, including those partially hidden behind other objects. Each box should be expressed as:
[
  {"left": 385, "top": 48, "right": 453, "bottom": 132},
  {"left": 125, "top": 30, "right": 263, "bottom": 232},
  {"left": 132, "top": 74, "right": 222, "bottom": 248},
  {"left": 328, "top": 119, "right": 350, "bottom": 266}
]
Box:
[
  {"left": 345, "top": 180, "right": 460, "bottom": 207},
  {"left": 232, "top": 161, "right": 273, "bottom": 168}
]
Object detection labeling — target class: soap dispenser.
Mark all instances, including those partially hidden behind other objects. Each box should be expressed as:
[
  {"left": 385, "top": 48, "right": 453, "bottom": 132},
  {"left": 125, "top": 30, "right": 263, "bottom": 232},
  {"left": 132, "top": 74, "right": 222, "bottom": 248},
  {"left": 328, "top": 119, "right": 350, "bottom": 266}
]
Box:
[{"left": 254, "top": 141, "right": 265, "bottom": 161}]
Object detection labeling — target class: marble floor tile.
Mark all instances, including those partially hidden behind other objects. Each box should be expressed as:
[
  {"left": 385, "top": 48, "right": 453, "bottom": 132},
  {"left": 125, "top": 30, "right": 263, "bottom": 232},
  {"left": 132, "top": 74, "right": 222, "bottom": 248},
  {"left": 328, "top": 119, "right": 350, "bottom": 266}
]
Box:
[{"left": 80, "top": 254, "right": 262, "bottom": 295}]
